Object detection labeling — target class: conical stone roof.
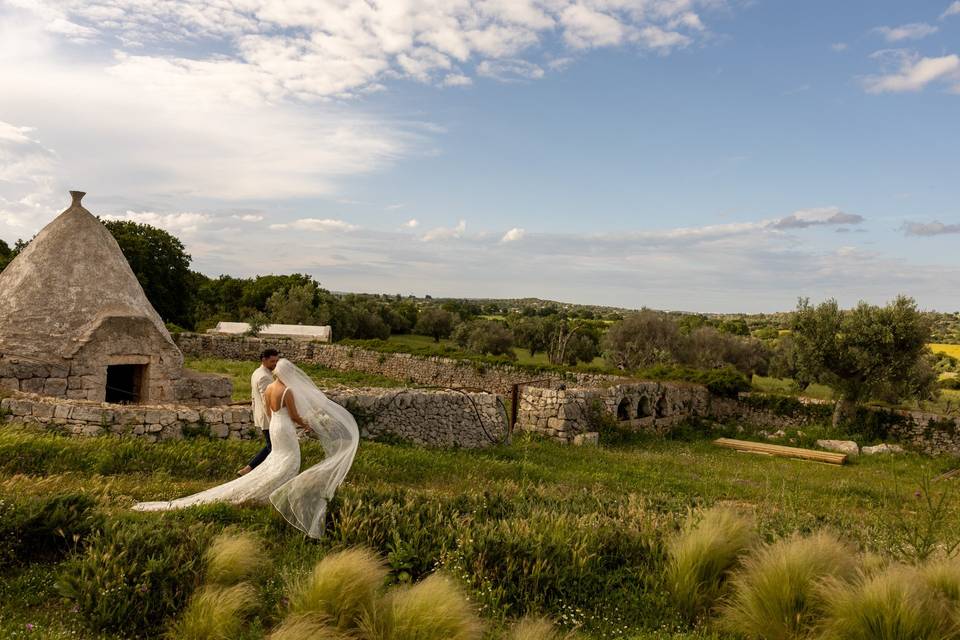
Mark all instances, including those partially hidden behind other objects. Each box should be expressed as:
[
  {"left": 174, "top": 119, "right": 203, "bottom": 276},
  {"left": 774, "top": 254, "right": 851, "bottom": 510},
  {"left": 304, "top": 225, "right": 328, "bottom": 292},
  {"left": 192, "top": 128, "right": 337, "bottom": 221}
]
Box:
[{"left": 0, "top": 191, "right": 177, "bottom": 362}]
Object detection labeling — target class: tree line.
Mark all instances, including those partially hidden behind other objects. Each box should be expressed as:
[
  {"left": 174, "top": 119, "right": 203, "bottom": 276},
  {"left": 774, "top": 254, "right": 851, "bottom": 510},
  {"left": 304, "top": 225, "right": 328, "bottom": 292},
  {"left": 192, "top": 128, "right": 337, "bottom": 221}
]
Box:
[{"left": 1, "top": 221, "right": 951, "bottom": 424}]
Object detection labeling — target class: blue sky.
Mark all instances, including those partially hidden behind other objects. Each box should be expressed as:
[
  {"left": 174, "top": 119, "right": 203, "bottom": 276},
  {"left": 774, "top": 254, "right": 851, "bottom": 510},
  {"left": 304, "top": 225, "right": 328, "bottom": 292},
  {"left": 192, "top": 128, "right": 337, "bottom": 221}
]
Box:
[{"left": 1, "top": 0, "right": 958, "bottom": 312}]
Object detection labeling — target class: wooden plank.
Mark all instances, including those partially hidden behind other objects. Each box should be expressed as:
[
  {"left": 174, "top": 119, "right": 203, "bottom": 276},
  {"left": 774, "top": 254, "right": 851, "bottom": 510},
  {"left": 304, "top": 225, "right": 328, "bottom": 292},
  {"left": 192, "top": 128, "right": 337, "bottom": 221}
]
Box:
[
  {"left": 713, "top": 438, "right": 847, "bottom": 465},
  {"left": 933, "top": 468, "right": 960, "bottom": 483}
]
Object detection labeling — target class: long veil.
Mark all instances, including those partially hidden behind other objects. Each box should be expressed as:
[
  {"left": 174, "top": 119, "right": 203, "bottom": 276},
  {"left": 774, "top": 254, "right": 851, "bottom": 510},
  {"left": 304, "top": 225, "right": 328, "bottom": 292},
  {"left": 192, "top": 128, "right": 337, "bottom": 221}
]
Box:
[{"left": 269, "top": 359, "right": 359, "bottom": 538}]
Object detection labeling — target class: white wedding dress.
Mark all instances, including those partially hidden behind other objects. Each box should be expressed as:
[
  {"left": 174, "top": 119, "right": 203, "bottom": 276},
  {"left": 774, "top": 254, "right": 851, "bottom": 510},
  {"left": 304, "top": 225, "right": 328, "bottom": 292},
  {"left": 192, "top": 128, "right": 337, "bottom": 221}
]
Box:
[
  {"left": 133, "top": 388, "right": 301, "bottom": 511},
  {"left": 133, "top": 359, "right": 359, "bottom": 538}
]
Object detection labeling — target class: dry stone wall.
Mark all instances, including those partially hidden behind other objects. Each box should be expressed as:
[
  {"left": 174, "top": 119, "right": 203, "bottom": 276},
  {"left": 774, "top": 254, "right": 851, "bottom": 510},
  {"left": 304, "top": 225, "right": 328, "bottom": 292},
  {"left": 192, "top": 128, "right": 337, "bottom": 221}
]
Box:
[
  {"left": 174, "top": 333, "right": 620, "bottom": 395},
  {"left": 518, "top": 382, "right": 712, "bottom": 443},
  {"left": 1, "top": 387, "right": 506, "bottom": 449}
]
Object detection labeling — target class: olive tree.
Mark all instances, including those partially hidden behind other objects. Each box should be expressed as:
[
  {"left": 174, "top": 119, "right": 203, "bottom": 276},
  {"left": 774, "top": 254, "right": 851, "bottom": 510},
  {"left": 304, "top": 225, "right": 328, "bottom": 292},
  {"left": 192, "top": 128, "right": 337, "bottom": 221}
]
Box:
[
  {"left": 602, "top": 310, "right": 682, "bottom": 370},
  {"left": 414, "top": 308, "right": 457, "bottom": 342},
  {"left": 791, "top": 296, "right": 937, "bottom": 427}
]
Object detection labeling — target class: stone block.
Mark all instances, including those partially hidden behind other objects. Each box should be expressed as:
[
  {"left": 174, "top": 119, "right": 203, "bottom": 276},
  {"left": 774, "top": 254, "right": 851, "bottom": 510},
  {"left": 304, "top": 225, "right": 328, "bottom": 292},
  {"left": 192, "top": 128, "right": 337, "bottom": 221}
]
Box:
[
  {"left": 158, "top": 410, "right": 178, "bottom": 426},
  {"left": 21, "top": 378, "right": 45, "bottom": 394},
  {"left": 0, "top": 378, "right": 19, "bottom": 392},
  {"left": 816, "top": 439, "right": 859, "bottom": 457},
  {"left": 54, "top": 404, "right": 72, "bottom": 419},
  {"left": 202, "top": 408, "right": 225, "bottom": 424},
  {"left": 147, "top": 423, "right": 163, "bottom": 433},
  {"left": 31, "top": 403, "right": 56, "bottom": 419},
  {"left": 862, "top": 443, "right": 905, "bottom": 456},
  {"left": 11, "top": 400, "right": 34, "bottom": 416},
  {"left": 211, "top": 423, "right": 230, "bottom": 438},
  {"left": 72, "top": 406, "right": 107, "bottom": 423},
  {"left": 177, "top": 409, "right": 200, "bottom": 423},
  {"left": 81, "top": 424, "right": 104, "bottom": 437},
  {"left": 43, "top": 378, "right": 68, "bottom": 396}
]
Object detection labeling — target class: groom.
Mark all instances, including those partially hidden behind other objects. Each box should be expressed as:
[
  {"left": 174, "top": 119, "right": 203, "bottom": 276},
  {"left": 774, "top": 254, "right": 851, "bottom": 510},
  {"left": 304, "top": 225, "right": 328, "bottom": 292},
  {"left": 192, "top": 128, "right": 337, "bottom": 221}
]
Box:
[{"left": 237, "top": 348, "right": 280, "bottom": 476}]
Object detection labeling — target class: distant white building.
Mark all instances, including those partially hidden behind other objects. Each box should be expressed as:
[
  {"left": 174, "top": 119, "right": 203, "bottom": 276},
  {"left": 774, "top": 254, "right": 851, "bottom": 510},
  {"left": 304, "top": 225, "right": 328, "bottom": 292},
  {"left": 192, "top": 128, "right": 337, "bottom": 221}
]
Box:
[{"left": 210, "top": 322, "right": 332, "bottom": 342}]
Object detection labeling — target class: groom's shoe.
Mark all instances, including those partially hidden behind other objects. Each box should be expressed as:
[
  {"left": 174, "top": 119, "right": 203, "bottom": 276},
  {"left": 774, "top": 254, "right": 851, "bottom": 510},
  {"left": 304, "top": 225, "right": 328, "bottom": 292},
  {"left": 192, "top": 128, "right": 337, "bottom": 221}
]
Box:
[{"left": 237, "top": 465, "right": 252, "bottom": 477}]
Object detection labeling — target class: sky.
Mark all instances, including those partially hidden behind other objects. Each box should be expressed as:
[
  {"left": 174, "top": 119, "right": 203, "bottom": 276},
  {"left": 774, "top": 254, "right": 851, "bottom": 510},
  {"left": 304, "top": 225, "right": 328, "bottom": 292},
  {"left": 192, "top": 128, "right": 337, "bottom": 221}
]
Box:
[{"left": 0, "top": 0, "right": 958, "bottom": 313}]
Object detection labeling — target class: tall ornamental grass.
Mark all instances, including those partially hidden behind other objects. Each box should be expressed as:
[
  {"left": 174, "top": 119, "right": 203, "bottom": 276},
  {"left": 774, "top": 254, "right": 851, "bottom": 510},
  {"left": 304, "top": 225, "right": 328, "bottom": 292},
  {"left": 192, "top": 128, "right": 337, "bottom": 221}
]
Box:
[
  {"left": 666, "top": 506, "right": 757, "bottom": 621},
  {"left": 818, "top": 564, "right": 956, "bottom": 640},
  {"left": 167, "top": 584, "right": 256, "bottom": 640},
  {"left": 361, "top": 573, "right": 483, "bottom": 640},
  {"left": 288, "top": 547, "right": 388, "bottom": 629},
  {"left": 204, "top": 530, "right": 270, "bottom": 586},
  {"left": 720, "top": 531, "right": 858, "bottom": 640}
]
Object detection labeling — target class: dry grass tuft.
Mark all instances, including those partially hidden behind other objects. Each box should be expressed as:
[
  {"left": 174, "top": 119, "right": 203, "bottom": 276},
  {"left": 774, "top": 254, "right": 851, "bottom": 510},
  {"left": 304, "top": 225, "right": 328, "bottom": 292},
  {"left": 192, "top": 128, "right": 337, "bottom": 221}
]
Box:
[
  {"left": 204, "top": 530, "right": 270, "bottom": 586},
  {"left": 361, "top": 573, "right": 483, "bottom": 640},
  {"left": 666, "top": 505, "right": 757, "bottom": 621},
  {"left": 288, "top": 547, "right": 388, "bottom": 629}
]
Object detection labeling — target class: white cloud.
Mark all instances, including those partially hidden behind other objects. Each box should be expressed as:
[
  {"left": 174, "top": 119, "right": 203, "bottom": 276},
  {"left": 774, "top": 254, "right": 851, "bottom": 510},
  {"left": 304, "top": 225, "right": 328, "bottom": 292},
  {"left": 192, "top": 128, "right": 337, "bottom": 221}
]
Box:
[
  {"left": 942, "top": 2, "right": 960, "bottom": 19},
  {"left": 103, "top": 211, "right": 213, "bottom": 234},
  {"left": 501, "top": 227, "right": 526, "bottom": 242},
  {"left": 232, "top": 214, "right": 264, "bottom": 222},
  {"left": 863, "top": 53, "right": 960, "bottom": 93},
  {"left": 770, "top": 207, "right": 864, "bottom": 229},
  {"left": 831, "top": 42, "right": 848, "bottom": 52},
  {"left": 270, "top": 218, "right": 359, "bottom": 232},
  {"left": 403, "top": 219, "right": 419, "bottom": 228},
  {"left": 873, "top": 23, "right": 938, "bottom": 42},
  {"left": 477, "top": 59, "right": 545, "bottom": 81},
  {"left": 561, "top": 5, "right": 626, "bottom": 49},
  {"left": 422, "top": 219, "right": 466, "bottom": 241},
  {"left": 442, "top": 73, "right": 473, "bottom": 87},
  {"left": 902, "top": 220, "right": 960, "bottom": 236},
  {"left": 8, "top": 1, "right": 721, "bottom": 100}
]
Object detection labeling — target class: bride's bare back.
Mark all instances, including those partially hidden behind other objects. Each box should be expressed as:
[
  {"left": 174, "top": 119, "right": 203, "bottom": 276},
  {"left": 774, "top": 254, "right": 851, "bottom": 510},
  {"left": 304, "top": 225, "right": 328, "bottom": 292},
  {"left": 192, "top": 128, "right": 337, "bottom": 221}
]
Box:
[{"left": 265, "top": 381, "right": 308, "bottom": 428}]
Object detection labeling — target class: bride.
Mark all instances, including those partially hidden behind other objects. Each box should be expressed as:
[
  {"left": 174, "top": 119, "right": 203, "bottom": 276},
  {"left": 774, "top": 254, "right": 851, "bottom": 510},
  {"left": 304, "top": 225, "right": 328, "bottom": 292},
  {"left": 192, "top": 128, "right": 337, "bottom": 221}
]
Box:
[{"left": 133, "top": 359, "right": 359, "bottom": 539}]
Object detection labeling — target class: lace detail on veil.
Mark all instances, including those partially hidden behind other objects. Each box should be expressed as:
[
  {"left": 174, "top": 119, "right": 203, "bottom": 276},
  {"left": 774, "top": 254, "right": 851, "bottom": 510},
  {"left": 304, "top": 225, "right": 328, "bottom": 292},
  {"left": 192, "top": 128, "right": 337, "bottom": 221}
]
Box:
[{"left": 268, "top": 359, "right": 360, "bottom": 538}]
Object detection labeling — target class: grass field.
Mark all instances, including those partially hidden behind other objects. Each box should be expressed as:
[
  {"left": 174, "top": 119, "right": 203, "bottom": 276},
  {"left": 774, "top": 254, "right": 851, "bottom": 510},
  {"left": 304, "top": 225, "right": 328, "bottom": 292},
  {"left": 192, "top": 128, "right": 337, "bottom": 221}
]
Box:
[
  {"left": 185, "top": 357, "right": 408, "bottom": 402},
  {"left": 2, "top": 423, "right": 958, "bottom": 639},
  {"left": 346, "top": 333, "right": 609, "bottom": 369}
]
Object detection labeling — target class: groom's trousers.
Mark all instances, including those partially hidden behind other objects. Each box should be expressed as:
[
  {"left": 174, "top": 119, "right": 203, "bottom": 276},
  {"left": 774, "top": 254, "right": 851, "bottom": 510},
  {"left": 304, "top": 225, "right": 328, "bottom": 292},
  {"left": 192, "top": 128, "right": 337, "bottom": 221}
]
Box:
[{"left": 247, "top": 430, "right": 272, "bottom": 469}]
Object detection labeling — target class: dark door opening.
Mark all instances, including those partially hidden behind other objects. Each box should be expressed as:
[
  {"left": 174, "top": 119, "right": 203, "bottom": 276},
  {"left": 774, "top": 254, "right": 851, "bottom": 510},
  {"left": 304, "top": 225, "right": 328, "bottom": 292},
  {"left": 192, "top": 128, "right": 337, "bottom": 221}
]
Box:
[
  {"left": 617, "top": 398, "right": 631, "bottom": 421},
  {"left": 637, "top": 396, "right": 652, "bottom": 418},
  {"left": 105, "top": 364, "right": 147, "bottom": 404}
]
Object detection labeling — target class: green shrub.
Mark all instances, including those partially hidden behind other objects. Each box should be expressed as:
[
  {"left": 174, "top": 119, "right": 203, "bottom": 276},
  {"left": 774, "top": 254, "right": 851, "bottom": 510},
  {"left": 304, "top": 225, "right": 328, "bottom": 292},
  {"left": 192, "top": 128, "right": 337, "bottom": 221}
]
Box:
[
  {"left": 666, "top": 506, "right": 757, "bottom": 622},
  {"left": 720, "top": 531, "right": 858, "bottom": 640},
  {"left": 818, "top": 564, "right": 953, "bottom": 640},
  {"left": 448, "top": 506, "right": 663, "bottom": 628},
  {"left": 0, "top": 492, "right": 101, "bottom": 567},
  {"left": 167, "top": 583, "right": 257, "bottom": 640},
  {"left": 288, "top": 547, "right": 388, "bottom": 629},
  {"left": 328, "top": 487, "right": 461, "bottom": 582},
  {"left": 205, "top": 530, "right": 270, "bottom": 586},
  {"left": 361, "top": 573, "right": 483, "bottom": 640},
  {"left": 57, "top": 517, "right": 212, "bottom": 637}
]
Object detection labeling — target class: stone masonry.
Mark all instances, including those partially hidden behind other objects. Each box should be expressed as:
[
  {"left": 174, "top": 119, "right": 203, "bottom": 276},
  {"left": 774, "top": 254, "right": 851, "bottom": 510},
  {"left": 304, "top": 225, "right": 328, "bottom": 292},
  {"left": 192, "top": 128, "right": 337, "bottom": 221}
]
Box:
[
  {"left": 517, "top": 381, "right": 712, "bottom": 443},
  {"left": 1, "top": 386, "right": 507, "bottom": 449}
]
